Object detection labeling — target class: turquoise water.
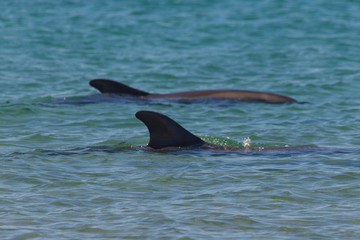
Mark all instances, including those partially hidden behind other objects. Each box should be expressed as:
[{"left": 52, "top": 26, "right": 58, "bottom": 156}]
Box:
[{"left": 1, "top": 0, "right": 360, "bottom": 239}]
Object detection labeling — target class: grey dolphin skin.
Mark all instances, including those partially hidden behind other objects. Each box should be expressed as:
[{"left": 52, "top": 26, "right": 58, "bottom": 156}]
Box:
[
  {"left": 90, "top": 79, "right": 298, "bottom": 104},
  {"left": 135, "top": 110, "right": 205, "bottom": 149},
  {"left": 135, "top": 110, "right": 348, "bottom": 153}
]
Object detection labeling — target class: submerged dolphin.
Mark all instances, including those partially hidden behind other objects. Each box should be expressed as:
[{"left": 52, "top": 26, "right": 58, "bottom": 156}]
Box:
[
  {"left": 89, "top": 79, "right": 298, "bottom": 104},
  {"left": 135, "top": 110, "right": 353, "bottom": 153}
]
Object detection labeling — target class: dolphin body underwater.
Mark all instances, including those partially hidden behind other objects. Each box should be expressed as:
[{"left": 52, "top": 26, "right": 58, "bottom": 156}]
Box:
[
  {"left": 89, "top": 79, "right": 299, "bottom": 104},
  {"left": 134, "top": 110, "right": 354, "bottom": 154},
  {"left": 36, "top": 110, "right": 356, "bottom": 156}
]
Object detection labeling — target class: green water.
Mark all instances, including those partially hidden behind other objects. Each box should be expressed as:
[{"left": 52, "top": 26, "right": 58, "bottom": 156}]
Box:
[{"left": 1, "top": 0, "right": 360, "bottom": 239}]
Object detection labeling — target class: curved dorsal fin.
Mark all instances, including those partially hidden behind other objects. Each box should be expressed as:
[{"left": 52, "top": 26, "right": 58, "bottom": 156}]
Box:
[
  {"left": 89, "top": 79, "right": 150, "bottom": 96},
  {"left": 135, "top": 111, "right": 204, "bottom": 149}
]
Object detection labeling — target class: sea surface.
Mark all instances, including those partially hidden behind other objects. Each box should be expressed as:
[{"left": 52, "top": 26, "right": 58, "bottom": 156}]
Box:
[{"left": 1, "top": 0, "right": 360, "bottom": 239}]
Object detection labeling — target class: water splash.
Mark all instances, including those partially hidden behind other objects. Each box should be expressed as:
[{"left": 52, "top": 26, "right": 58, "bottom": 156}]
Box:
[
  {"left": 199, "top": 135, "right": 243, "bottom": 148},
  {"left": 242, "top": 137, "right": 251, "bottom": 148}
]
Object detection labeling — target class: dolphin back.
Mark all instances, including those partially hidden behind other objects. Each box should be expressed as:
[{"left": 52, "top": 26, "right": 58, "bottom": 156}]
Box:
[
  {"left": 89, "top": 79, "right": 150, "bottom": 96},
  {"left": 135, "top": 111, "right": 204, "bottom": 149}
]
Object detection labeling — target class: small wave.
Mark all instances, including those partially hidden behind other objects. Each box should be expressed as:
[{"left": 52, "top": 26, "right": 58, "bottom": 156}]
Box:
[{"left": 199, "top": 135, "right": 243, "bottom": 148}]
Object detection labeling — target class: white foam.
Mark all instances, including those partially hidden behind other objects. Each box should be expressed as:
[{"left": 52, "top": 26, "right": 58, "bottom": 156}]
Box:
[{"left": 242, "top": 137, "right": 251, "bottom": 148}]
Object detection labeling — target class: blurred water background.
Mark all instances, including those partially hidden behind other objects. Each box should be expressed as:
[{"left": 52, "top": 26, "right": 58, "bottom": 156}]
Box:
[{"left": 1, "top": 0, "right": 360, "bottom": 239}]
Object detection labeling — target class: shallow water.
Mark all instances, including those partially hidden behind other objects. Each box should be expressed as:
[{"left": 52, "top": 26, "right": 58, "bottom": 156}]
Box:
[{"left": 1, "top": 0, "right": 360, "bottom": 239}]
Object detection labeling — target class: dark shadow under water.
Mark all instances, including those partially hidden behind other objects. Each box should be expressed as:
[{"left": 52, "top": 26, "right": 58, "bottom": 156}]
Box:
[
  {"left": 45, "top": 94, "right": 306, "bottom": 107},
  {"left": 9, "top": 142, "right": 358, "bottom": 158}
]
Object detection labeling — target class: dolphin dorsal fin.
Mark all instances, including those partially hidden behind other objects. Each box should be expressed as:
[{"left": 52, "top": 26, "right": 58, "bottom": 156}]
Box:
[
  {"left": 135, "top": 111, "right": 204, "bottom": 149},
  {"left": 89, "top": 79, "right": 150, "bottom": 96}
]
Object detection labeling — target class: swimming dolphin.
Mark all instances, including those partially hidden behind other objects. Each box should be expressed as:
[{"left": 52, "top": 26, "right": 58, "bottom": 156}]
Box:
[
  {"left": 135, "top": 110, "right": 292, "bottom": 151},
  {"left": 135, "top": 110, "right": 346, "bottom": 153},
  {"left": 89, "top": 79, "right": 298, "bottom": 104}
]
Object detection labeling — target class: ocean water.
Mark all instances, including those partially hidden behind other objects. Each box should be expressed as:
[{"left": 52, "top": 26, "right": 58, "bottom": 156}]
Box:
[{"left": 1, "top": 0, "right": 360, "bottom": 239}]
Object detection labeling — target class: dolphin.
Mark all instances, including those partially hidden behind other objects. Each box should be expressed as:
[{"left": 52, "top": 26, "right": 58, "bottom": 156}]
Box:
[
  {"left": 135, "top": 110, "right": 353, "bottom": 153},
  {"left": 89, "top": 79, "right": 299, "bottom": 104}
]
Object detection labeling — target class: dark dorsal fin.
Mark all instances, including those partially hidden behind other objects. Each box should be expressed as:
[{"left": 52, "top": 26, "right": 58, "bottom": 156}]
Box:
[
  {"left": 89, "top": 79, "right": 150, "bottom": 96},
  {"left": 135, "top": 111, "right": 204, "bottom": 149}
]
